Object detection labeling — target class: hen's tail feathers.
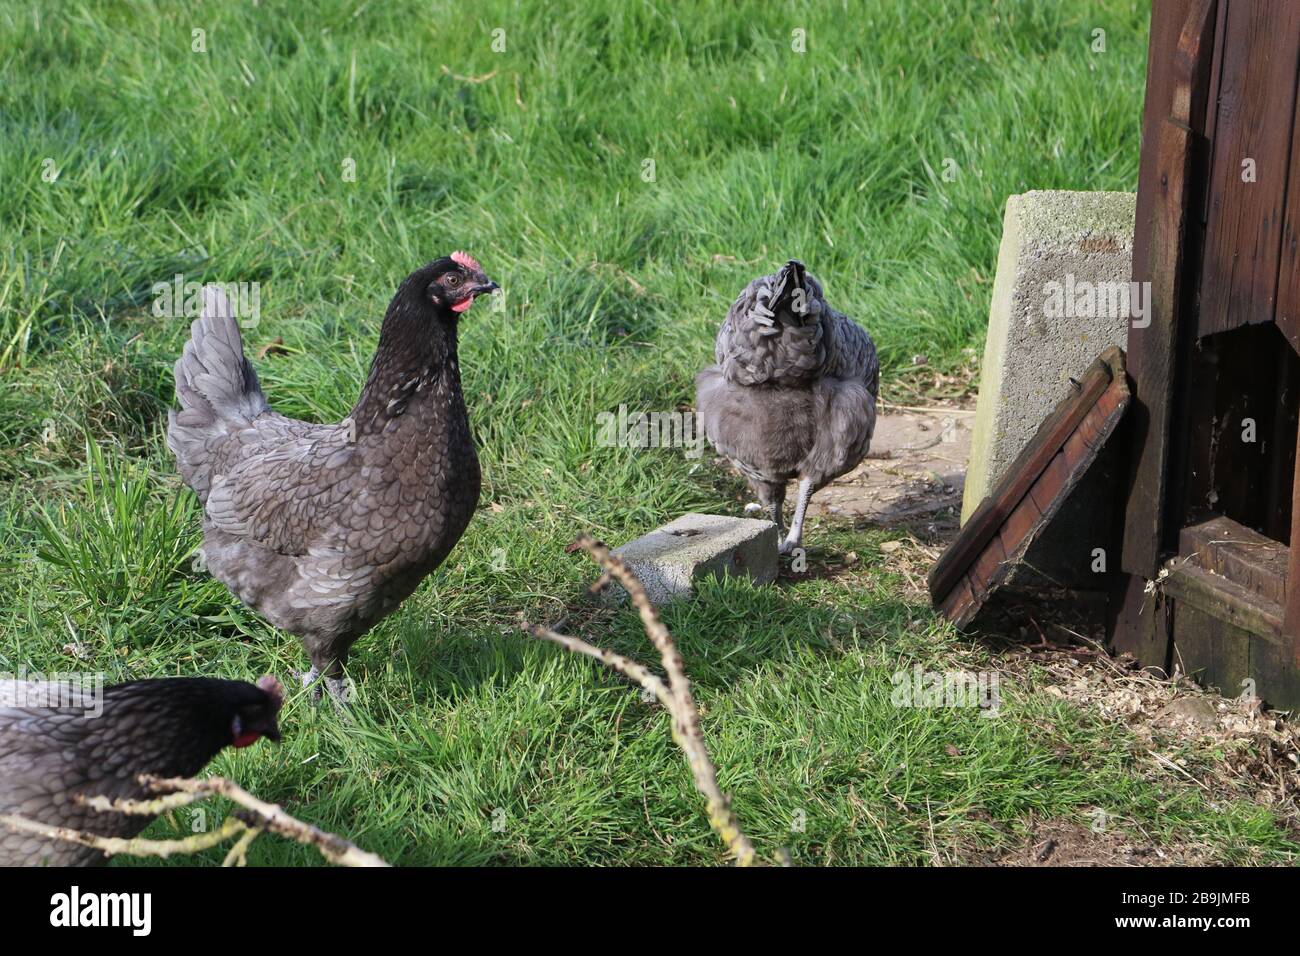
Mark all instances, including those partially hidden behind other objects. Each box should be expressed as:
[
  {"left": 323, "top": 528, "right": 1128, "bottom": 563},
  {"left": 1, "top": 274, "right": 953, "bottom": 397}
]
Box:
[{"left": 166, "top": 285, "right": 269, "bottom": 501}]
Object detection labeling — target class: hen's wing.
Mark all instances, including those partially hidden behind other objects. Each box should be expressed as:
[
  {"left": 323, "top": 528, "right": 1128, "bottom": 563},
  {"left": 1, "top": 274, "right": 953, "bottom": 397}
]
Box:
[
  {"left": 823, "top": 308, "right": 879, "bottom": 396},
  {"left": 798, "top": 308, "right": 879, "bottom": 485},
  {"left": 0, "top": 684, "right": 107, "bottom": 865},
  {"left": 203, "top": 420, "right": 358, "bottom": 556}
]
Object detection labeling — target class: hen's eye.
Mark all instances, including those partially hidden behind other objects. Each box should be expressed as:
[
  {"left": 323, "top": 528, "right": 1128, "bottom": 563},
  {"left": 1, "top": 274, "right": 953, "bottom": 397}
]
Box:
[{"left": 446, "top": 274, "right": 462, "bottom": 287}]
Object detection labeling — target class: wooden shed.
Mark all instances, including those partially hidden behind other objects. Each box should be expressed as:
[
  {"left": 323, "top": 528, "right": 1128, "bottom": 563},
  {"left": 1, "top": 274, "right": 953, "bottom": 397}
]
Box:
[
  {"left": 1111, "top": 0, "right": 1300, "bottom": 706},
  {"left": 930, "top": 0, "right": 1300, "bottom": 709}
]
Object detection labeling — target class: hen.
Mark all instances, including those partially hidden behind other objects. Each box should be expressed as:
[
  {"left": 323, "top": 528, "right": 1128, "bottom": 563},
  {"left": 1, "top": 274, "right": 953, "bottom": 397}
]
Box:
[
  {"left": 168, "top": 254, "right": 497, "bottom": 701},
  {"left": 696, "top": 259, "right": 879, "bottom": 553},
  {"left": 0, "top": 675, "right": 281, "bottom": 866}
]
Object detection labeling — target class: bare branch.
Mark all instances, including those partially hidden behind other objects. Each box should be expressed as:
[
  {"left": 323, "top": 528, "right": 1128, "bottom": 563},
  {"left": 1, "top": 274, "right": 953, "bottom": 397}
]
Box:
[
  {"left": 526, "top": 623, "right": 672, "bottom": 706},
  {"left": 3, "top": 775, "right": 391, "bottom": 868},
  {"left": 222, "top": 825, "right": 263, "bottom": 867},
  {"left": 0, "top": 813, "right": 244, "bottom": 859},
  {"left": 143, "top": 776, "right": 391, "bottom": 868},
  {"left": 526, "top": 534, "right": 757, "bottom": 866}
]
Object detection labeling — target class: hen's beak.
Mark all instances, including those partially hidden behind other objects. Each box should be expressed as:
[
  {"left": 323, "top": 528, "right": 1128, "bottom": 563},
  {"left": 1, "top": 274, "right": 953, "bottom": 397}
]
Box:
[
  {"left": 472, "top": 277, "right": 500, "bottom": 298},
  {"left": 772, "top": 259, "right": 806, "bottom": 310},
  {"left": 786, "top": 259, "right": 806, "bottom": 289}
]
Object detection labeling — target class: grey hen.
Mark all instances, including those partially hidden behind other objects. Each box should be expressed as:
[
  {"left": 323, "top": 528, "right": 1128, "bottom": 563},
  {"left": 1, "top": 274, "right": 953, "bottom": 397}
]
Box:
[
  {"left": 696, "top": 259, "right": 878, "bottom": 553},
  {"left": 167, "top": 255, "right": 498, "bottom": 701},
  {"left": 0, "top": 676, "right": 281, "bottom": 866}
]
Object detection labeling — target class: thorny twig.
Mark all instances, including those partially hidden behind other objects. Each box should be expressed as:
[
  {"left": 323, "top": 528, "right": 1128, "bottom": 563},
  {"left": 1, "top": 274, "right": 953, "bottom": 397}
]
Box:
[
  {"left": 524, "top": 533, "right": 757, "bottom": 866},
  {"left": 1, "top": 775, "right": 390, "bottom": 867}
]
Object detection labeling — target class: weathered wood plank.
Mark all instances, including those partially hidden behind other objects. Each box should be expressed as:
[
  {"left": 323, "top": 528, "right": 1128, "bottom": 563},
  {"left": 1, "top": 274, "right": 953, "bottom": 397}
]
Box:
[
  {"left": 1162, "top": 561, "right": 1283, "bottom": 644},
  {"left": 1247, "top": 615, "right": 1300, "bottom": 709},
  {"left": 930, "top": 350, "right": 1130, "bottom": 629},
  {"left": 1173, "top": 604, "right": 1252, "bottom": 697},
  {"left": 971, "top": 530, "right": 1008, "bottom": 595},
  {"left": 1109, "top": 572, "right": 1172, "bottom": 672},
  {"left": 1286, "top": 420, "right": 1300, "bottom": 650},
  {"left": 1180, "top": 515, "right": 1289, "bottom": 606},
  {"left": 1171, "top": 0, "right": 1219, "bottom": 129},
  {"left": 1163, "top": 551, "right": 1298, "bottom": 706},
  {"left": 1119, "top": 0, "right": 1219, "bottom": 580},
  {"left": 1028, "top": 453, "right": 1071, "bottom": 514},
  {"left": 1273, "top": 65, "right": 1300, "bottom": 354},
  {"left": 1120, "top": 116, "right": 1196, "bottom": 578},
  {"left": 1134, "top": 0, "right": 1198, "bottom": 284},
  {"left": 929, "top": 350, "right": 1118, "bottom": 601},
  {"left": 1196, "top": 1, "right": 1300, "bottom": 337}
]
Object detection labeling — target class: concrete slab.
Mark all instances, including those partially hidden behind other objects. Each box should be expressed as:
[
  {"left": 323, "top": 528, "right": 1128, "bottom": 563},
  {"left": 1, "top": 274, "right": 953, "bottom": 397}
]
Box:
[
  {"left": 604, "top": 512, "right": 779, "bottom": 605},
  {"left": 962, "top": 190, "right": 1136, "bottom": 522}
]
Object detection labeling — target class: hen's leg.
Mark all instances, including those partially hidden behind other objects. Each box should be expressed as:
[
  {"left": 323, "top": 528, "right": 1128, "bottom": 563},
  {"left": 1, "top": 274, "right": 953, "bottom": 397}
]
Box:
[
  {"left": 302, "top": 648, "right": 352, "bottom": 706},
  {"left": 324, "top": 677, "right": 351, "bottom": 705},
  {"left": 321, "top": 653, "right": 352, "bottom": 707},
  {"left": 780, "top": 478, "right": 815, "bottom": 555},
  {"left": 750, "top": 479, "right": 786, "bottom": 536}
]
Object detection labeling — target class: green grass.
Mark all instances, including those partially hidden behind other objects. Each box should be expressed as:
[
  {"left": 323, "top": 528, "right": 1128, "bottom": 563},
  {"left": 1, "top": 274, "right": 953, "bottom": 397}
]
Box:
[{"left": 0, "top": 0, "right": 1294, "bottom": 865}]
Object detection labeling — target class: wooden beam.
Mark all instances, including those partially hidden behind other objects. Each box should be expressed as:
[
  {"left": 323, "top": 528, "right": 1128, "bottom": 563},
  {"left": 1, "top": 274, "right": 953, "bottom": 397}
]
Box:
[
  {"left": 1286, "top": 419, "right": 1300, "bottom": 650},
  {"left": 929, "top": 350, "right": 1118, "bottom": 604},
  {"left": 1112, "top": 0, "right": 1220, "bottom": 660},
  {"left": 1163, "top": 561, "right": 1283, "bottom": 645},
  {"left": 1120, "top": 115, "right": 1196, "bottom": 577},
  {"left": 1197, "top": 1, "right": 1300, "bottom": 338},
  {"left": 931, "top": 350, "right": 1130, "bottom": 628},
  {"left": 1121, "top": 1, "right": 1219, "bottom": 579},
  {"left": 1180, "top": 515, "right": 1289, "bottom": 606},
  {"left": 1171, "top": 0, "right": 1219, "bottom": 128}
]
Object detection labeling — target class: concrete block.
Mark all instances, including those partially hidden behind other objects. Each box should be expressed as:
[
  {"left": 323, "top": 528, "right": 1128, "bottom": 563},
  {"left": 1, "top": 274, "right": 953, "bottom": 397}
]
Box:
[
  {"left": 603, "top": 513, "right": 779, "bottom": 605},
  {"left": 963, "top": 190, "right": 1136, "bottom": 522}
]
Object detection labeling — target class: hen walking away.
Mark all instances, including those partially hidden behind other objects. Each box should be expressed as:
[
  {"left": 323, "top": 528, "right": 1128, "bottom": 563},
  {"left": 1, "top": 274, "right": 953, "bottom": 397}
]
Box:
[
  {"left": 168, "top": 255, "right": 498, "bottom": 702},
  {"left": 0, "top": 675, "right": 281, "bottom": 866},
  {"left": 696, "top": 259, "right": 878, "bottom": 554}
]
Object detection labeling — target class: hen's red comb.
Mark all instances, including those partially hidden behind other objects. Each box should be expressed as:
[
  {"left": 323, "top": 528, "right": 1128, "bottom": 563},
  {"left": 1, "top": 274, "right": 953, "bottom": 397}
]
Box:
[
  {"left": 256, "top": 675, "right": 284, "bottom": 710},
  {"left": 451, "top": 251, "right": 481, "bottom": 272}
]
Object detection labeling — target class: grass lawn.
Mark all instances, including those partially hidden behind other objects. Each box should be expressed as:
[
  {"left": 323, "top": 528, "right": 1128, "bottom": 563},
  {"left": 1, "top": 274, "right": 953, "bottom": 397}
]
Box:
[{"left": 1, "top": 0, "right": 1295, "bottom": 865}]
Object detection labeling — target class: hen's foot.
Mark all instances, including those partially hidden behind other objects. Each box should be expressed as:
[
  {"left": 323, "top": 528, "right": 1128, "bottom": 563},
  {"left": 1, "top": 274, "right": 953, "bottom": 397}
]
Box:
[
  {"left": 778, "top": 536, "right": 802, "bottom": 556},
  {"left": 324, "top": 677, "right": 351, "bottom": 707},
  {"left": 298, "top": 667, "right": 321, "bottom": 698},
  {"left": 298, "top": 667, "right": 351, "bottom": 706}
]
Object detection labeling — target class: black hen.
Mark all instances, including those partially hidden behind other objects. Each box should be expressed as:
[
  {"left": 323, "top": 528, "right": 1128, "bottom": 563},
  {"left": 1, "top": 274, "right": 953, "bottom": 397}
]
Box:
[
  {"left": 0, "top": 675, "right": 281, "bottom": 867},
  {"left": 167, "top": 255, "right": 497, "bottom": 701},
  {"left": 696, "top": 260, "right": 879, "bottom": 553}
]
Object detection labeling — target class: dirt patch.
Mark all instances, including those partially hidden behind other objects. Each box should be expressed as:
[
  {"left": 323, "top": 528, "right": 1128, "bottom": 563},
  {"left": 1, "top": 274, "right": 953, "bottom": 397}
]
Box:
[
  {"left": 809, "top": 401, "right": 974, "bottom": 527},
  {"left": 995, "top": 817, "right": 1210, "bottom": 867}
]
